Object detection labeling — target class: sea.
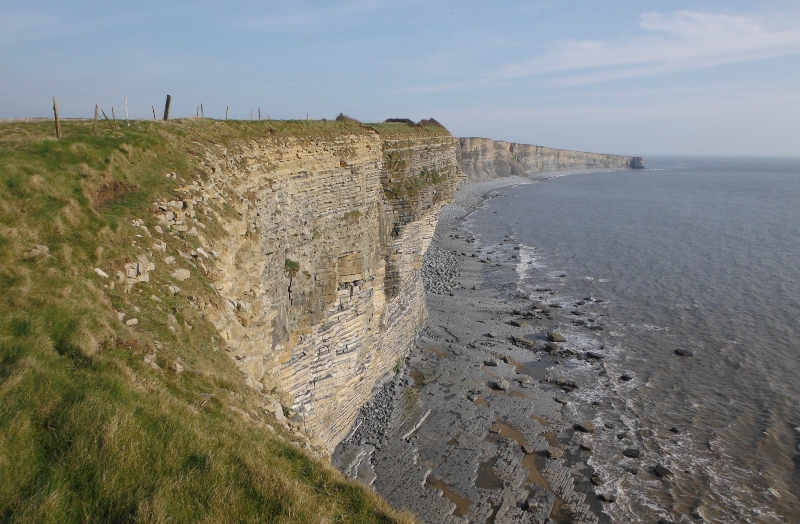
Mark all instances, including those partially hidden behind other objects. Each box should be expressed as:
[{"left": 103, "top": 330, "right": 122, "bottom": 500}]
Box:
[{"left": 466, "top": 157, "right": 800, "bottom": 523}]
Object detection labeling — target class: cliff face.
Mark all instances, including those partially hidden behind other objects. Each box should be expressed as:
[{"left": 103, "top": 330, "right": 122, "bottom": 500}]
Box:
[
  {"left": 189, "top": 124, "right": 460, "bottom": 448},
  {"left": 458, "top": 137, "right": 643, "bottom": 182}
]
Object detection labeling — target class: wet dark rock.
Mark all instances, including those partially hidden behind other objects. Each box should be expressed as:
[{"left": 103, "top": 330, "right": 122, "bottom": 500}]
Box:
[
  {"left": 544, "top": 342, "right": 561, "bottom": 354},
  {"left": 509, "top": 335, "right": 536, "bottom": 350},
  {"left": 553, "top": 378, "right": 578, "bottom": 391},
  {"left": 604, "top": 422, "right": 615, "bottom": 429},
  {"left": 484, "top": 359, "right": 499, "bottom": 367},
  {"left": 574, "top": 421, "right": 595, "bottom": 433},
  {"left": 573, "top": 320, "right": 586, "bottom": 326},
  {"left": 507, "top": 319, "right": 523, "bottom": 327},
  {"left": 598, "top": 493, "right": 617, "bottom": 503},
  {"left": 554, "top": 396, "right": 568, "bottom": 404},
  {"left": 619, "top": 374, "right": 633, "bottom": 381},
  {"left": 675, "top": 348, "right": 694, "bottom": 357},
  {"left": 669, "top": 426, "right": 681, "bottom": 434},
  {"left": 617, "top": 433, "right": 627, "bottom": 440},
  {"left": 658, "top": 519, "right": 677, "bottom": 524},
  {"left": 626, "top": 467, "right": 639, "bottom": 475},
  {"left": 579, "top": 442, "right": 593, "bottom": 452},
  {"left": 654, "top": 463, "right": 673, "bottom": 478},
  {"left": 588, "top": 325, "right": 604, "bottom": 331},
  {"left": 623, "top": 448, "right": 641, "bottom": 459},
  {"left": 586, "top": 351, "right": 606, "bottom": 360},
  {"left": 546, "top": 331, "right": 566, "bottom": 342},
  {"left": 590, "top": 476, "right": 604, "bottom": 486},
  {"left": 571, "top": 310, "right": 582, "bottom": 315}
]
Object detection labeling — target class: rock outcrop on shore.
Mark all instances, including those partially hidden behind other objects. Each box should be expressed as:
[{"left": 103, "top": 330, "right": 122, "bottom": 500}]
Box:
[{"left": 457, "top": 137, "right": 643, "bottom": 183}]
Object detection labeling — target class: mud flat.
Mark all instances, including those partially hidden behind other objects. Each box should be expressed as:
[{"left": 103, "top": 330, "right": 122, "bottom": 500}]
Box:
[{"left": 334, "top": 175, "right": 617, "bottom": 524}]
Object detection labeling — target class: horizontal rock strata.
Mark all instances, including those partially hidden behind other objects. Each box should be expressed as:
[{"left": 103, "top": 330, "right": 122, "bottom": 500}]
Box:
[
  {"left": 186, "top": 123, "right": 461, "bottom": 448},
  {"left": 457, "top": 137, "right": 643, "bottom": 183}
]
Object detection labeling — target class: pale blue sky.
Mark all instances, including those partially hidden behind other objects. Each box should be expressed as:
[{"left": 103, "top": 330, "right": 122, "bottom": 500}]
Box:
[{"left": 2, "top": 1, "right": 799, "bottom": 156}]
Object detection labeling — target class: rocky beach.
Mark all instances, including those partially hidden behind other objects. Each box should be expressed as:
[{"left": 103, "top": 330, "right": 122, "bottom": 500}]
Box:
[{"left": 334, "top": 174, "right": 624, "bottom": 524}]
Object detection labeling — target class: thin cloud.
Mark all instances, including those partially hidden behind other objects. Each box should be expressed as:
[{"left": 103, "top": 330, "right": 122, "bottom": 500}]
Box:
[
  {"left": 406, "top": 10, "right": 800, "bottom": 92},
  {"left": 233, "top": 0, "right": 391, "bottom": 31}
]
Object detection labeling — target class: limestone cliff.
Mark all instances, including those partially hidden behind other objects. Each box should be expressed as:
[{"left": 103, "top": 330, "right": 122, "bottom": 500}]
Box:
[
  {"left": 177, "top": 122, "right": 461, "bottom": 448},
  {"left": 457, "top": 137, "right": 643, "bottom": 182}
]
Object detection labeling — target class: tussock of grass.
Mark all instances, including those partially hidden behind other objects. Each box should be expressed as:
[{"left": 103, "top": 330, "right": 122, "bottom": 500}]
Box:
[{"left": 0, "top": 120, "right": 415, "bottom": 523}]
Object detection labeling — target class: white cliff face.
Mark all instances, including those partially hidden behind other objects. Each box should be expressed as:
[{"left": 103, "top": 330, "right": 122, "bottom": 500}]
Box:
[
  {"left": 457, "top": 137, "right": 640, "bottom": 182},
  {"left": 183, "top": 128, "right": 460, "bottom": 449}
]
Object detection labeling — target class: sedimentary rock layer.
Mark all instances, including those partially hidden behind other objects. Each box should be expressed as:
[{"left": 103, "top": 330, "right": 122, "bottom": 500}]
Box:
[
  {"left": 193, "top": 124, "right": 461, "bottom": 448},
  {"left": 457, "top": 137, "right": 643, "bottom": 183}
]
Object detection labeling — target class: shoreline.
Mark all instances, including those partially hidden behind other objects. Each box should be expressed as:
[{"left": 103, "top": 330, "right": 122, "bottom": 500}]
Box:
[{"left": 334, "top": 172, "right": 616, "bottom": 523}]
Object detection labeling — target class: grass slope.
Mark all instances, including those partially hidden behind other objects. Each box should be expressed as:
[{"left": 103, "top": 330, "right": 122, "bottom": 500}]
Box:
[{"left": 0, "top": 120, "right": 413, "bottom": 523}]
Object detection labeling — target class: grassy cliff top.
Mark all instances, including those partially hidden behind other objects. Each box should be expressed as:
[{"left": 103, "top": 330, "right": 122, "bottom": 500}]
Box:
[
  {"left": 0, "top": 119, "right": 416, "bottom": 523},
  {"left": 366, "top": 120, "right": 452, "bottom": 139}
]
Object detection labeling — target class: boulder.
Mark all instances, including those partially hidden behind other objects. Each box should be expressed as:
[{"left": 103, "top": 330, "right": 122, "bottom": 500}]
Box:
[
  {"left": 675, "top": 348, "right": 694, "bottom": 357},
  {"left": 574, "top": 421, "right": 595, "bottom": 433},
  {"left": 547, "top": 331, "right": 566, "bottom": 342},
  {"left": 654, "top": 463, "right": 673, "bottom": 478},
  {"left": 493, "top": 378, "right": 510, "bottom": 391},
  {"left": 623, "top": 448, "right": 641, "bottom": 459},
  {"left": 172, "top": 268, "right": 191, "bottom": 281},
  {"left": 546, "top": 447, "right": 563, "bottom": 459}
]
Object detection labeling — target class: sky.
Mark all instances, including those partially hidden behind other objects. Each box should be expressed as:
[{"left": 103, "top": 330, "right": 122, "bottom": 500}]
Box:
[{"left": 2, "top": 1, "right": 799, "bottom": 156}]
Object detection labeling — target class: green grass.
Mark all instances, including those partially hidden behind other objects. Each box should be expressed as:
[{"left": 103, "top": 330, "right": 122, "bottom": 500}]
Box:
[{"left": 0, "top": 119, "right": 415, "bottom": 523}]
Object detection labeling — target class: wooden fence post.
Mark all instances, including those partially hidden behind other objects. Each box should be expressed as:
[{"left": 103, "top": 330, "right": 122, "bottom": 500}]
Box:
[
  {"left": 52, "top": 97, "right": 62, "bottom": 139},
  {"left": 93, "top": 104, "right": 99, "bottom": 136},
  {"left": 258, "top": 108, "right": 261, "bottom": 120},
  {"left": 111, "top": 107, "right": 117, "bottom": 129},
  {"left": 101, "top": 109, "right": 114, "bottom": 130},
  {"left": 201, "top": 103, "right": 204, "bottom": 118},
  {"left": 226, "top": 106, "right": 229, "bottom": 120},
  {"left": 152, "top": 106, "right": 157, "bottom": 121},
  {"left": 163, "top": 95, "right": 171, "bottom": 121}
]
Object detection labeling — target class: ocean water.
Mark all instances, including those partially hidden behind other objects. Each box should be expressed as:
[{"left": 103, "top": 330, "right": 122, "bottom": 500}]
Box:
[{"left": 469, "top": 157, "right": 800, "bottom": 523}]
